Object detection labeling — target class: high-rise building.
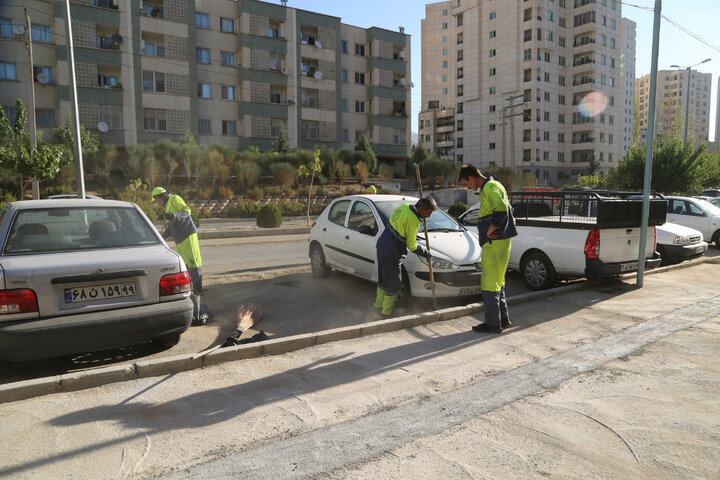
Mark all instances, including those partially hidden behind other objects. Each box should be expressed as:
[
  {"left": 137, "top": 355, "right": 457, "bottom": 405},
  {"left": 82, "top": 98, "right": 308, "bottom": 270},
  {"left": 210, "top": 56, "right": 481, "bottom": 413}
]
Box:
[
  {"left": 619, "top": 18, "right": 635, "bottom": 156},
  {"left": 419, "top": 0, "right": 634, "bottom": 186},
  {"left": 0, "top": 0, "right": 411, "bottom": 167},
  {"left": 635, "top": 69, "right": 712, "bottom": 145},
  {"left": 715, "top": 75, "right": 720, "bottom": 142}
]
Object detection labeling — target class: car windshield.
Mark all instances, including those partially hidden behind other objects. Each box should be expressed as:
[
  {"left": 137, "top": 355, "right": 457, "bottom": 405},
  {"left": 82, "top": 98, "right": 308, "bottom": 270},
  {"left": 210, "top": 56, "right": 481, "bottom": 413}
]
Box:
[
  {"left": 373, "top": 200, "right": 464, "bottom": 232},
  {"left": 3, "top": 206, "right": 160, "bottom": 255},
  {"left": 695, "top": 199, "right": 720, "bottom": 215}
]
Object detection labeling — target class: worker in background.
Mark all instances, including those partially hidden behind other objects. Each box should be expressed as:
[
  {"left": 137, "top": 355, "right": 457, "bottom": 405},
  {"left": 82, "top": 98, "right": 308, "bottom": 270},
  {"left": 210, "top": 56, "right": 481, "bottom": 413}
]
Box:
[
  {"left": 152, "top": 187, "right": 207, "bottom": 325},
  {"left": 458, "top": 165, "right": 517, "bottom": 334},
  {"left": 366, "top": 185, "right": 377, "bottom": 194},
  {"left": 375, "top": 196, "right": 436, "bottom": 316}
]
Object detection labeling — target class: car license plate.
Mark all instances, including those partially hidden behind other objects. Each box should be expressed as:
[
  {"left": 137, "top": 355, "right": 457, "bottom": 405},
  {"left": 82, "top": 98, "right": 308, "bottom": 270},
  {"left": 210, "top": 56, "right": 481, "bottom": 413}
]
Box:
[
  {"left": 459, "top": 287, "right": 482, "bottom": 296},
  {"left": 619, "top": 262, "right": 638, "bottom": 272},
  {"left": 64, "top": 282, "right": 137, "bottom": 303}
]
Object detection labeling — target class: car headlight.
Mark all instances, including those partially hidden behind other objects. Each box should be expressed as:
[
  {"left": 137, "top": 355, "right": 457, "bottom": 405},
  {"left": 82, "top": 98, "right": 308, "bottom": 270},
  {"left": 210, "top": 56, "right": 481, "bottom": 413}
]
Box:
[
  {"left": 672, "top": 236, "right": 691, "bottom": 245},
  {"left": 419, "top": 256, "right": 459, "bottom": 270}
]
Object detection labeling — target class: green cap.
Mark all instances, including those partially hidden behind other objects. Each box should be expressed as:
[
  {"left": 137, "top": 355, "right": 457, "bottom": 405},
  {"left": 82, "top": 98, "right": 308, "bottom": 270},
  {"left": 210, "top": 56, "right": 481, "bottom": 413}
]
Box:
[{"left": 152, "top": 187, "right": 166, "bottom": 198}]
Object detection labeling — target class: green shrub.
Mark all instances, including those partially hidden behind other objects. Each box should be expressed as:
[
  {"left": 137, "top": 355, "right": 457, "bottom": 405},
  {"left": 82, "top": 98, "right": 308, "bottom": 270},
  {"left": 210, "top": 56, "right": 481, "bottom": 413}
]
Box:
[
  {"left": 342, "top": 185, "right": 359, "bottom": 196},
  {"left": 276, "top": 199, "right": 305, "bottom": 216},
  {"left": 264, "top": 185, "right": 283, "bottom": 196},
  {"left": 224, "top": 199, "right": 261, "bottom": 218},
  {"left": 378, "top": 163, "right": 394, "bottom": 182},
  {"left": 269, "top": 162, "right": 297, "bottom": 186},
  {"left": 215, "top": 185, "right": 234, "bottom": 200},
  {"left": 0, "top": 190, "right": 17, "bottom": 209},
  {"left": 447, "top": 202, "right": 467, "bottom": 218},
  {"left": 257, "top": 203, "right": 282, "bottom": 228},
  {"left": 247, "top": 187, "right": 264, "bottom": 200},
  {"left": 354, "top": 161, "right": 369, "bottom": 183}
]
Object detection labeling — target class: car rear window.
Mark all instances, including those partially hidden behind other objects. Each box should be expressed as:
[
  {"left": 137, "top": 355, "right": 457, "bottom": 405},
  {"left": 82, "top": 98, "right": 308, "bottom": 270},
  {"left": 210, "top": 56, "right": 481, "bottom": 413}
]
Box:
[{"left": 2, "top": 206, "right": 160, "bottom": 254}]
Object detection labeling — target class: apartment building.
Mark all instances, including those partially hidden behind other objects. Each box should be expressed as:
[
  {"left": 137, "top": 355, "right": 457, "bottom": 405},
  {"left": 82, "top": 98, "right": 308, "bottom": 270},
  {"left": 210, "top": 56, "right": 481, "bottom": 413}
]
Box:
[
  {"left": 419, "top": 0, "right": 633, "bottom": 186},
  {"left": 635, "top": 69, "right": 712, "bottom": 145},
  {"left": 0, "top": 0, "right": 411, "bottom": 167},
  {"left": 619, "top": 17, "right": 635, "bottom": 156}
]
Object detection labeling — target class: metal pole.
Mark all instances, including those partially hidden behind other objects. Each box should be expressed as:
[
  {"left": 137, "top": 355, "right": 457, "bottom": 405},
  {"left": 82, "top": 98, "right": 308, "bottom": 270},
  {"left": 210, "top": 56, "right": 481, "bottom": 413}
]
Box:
[
  {"left": 502, "top": 105, "right": 507, "bottom": 168},
  {"left": 24, "top": 9, "right": 40, "bottom": 200},
  {"left": 415, "top": 164, "right": 438, "bottom": 310},
  {"left": 64, "top": 0, "right": 85, "bottom": 198},
  {"left": 636, "top": 0, "right": 662, "bottom": 288},
  {"left": 683, "top": 66, "right": 691, "bottom": 145}
]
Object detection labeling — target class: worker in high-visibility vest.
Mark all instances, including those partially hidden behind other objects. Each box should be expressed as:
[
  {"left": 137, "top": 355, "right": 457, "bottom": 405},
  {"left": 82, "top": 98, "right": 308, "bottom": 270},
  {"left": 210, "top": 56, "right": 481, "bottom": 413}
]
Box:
[
  {"left": 366, "top": 185, "right": 377, "bottom": 194},
  {"left": 458, "top": 165, "right": 517, "bottom": 334},
  {"left": 152, "top": 187, "right": 206, "bottom": 325},
  {"left": 374, "top": 196, "right": 436, "bottom": 316}
]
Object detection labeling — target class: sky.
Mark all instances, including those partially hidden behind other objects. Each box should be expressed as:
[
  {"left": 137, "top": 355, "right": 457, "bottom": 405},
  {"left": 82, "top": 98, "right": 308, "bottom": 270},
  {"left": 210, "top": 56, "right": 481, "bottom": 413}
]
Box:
[{"left": 286, "top": 0, "right": 720, "bottom": 141}]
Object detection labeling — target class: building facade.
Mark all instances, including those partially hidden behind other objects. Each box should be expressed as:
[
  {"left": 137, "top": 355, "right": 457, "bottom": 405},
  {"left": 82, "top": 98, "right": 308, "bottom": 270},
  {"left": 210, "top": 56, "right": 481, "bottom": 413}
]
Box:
[
  {"left": 619, "top": 17, "right": 635, "bottom": 157},
  {"left": 0, "top": 0, "right": 411, "bottom": 165},
  {"left": 635, "top": 69, "right": 712, "bottom": 145},
  {"left": 419, "top": 0, "right": 634, "bottom": 186}
]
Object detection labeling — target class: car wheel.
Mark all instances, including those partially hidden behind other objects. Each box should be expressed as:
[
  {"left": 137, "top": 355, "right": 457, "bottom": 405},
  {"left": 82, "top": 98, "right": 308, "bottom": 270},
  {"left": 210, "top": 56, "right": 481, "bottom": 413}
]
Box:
[
  {"left": 712, "top": 230, "right": 720, "bottom": 247},
  {"left": 310, "top": 243, "right": 331, "bottom": 277},
  {"left": 657, "top": 245, "right": 670, "bottom": 266},
  {"left": 398, "top": 268, "right": 412, "bottom": 300},
  {"left": 154, "top": 334, "right": 180, "bottom": 350},
  {"left": 521, "top": 252, "right": 556, "bottom": 291}
]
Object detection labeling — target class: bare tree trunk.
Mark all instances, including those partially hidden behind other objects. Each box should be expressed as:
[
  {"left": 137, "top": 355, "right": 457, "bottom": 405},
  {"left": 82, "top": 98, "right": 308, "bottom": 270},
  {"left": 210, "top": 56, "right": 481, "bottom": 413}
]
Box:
[{"left": 306, "top": 172, "right": 315, "bottom": 226}]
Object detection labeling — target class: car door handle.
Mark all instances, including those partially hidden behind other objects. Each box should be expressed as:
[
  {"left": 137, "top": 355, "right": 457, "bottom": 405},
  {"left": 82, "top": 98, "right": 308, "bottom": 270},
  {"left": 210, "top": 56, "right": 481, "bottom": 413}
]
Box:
[
  {"left": 345, "top": 235, "right": 350, "bottom": 239},
  {"left": 323, "top": 227, "right": 326, "bottom": 231}
]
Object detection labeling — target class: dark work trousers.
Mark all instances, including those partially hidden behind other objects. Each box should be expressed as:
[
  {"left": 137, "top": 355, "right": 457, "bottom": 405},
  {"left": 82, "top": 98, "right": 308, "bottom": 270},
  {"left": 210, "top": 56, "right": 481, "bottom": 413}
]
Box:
[
  {"left": 188, "top": 266, "right": 203, "bottom": 321},
  {"left": 482, "top": 287, "right": 509, "bottom": 328},
  {"left": 376, "top": 228, "right": 407, "bottom": 296}
]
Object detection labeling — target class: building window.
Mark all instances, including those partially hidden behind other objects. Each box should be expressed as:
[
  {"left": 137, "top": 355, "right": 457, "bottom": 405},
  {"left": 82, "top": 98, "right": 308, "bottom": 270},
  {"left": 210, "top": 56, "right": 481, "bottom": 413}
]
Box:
[
  {"left": 490, "top": 105, "right": 496, "bottom": 113},
  {"left": 489, "top": 31, "right": 496, "bottom": 38},
  {"left": 457, "top": 102, "right": 463, "bottom": 114},
  {"left": 524, "top": 49, "right": 532, "bottom": 61},
  {"left": 354, "top": 72, "right": 365, "bottom": 85},
  {"left": 0, "top": 18, "right": 12, "bottom": 38},
  {"left": 0, "top": 62, "right": 17, "bottom": 80},
  {"left": 355, "top": 43, "right": 365, "bottom": 56},
  {"left": 341, "top": 70, "right": 348, "bottom": 83},
  {"left": 490, "top": 49, "right": 496, "bottom": 57},
  {"left": 559, "top": 76, "right": 566, "bottom": 86},
  {"left": 220, "top": 51, "right": 235, "bottom": 67},
  {"left": 457, "top": 32, "right": 463, "bottom": 44},
  {"left": 559, "top": 56, "right": 566, "bottom": 66},
  {"left": 544, "top": 52, "right": 551, "bottom": 62},
  {"left": 195, "top": 13, "right": 209, "bottom": 29},
  {"left": 142, "top": 70, "right": 165, "bottom": 93},
  {"left": 33, "top": 66, "right": 54, "bottom": 84},
  {"left": 559, "top": 37, "right": 566, "bottom": 47},
  {"left": 443, "top": 75, "right": 448, "bottom": 82},
  {"left": 559, "top": 17, "right": 566, "bottom": 27},
  {"left": 342, "top": 129, "right": 349, "bottom": 142},
  {"left": 489, "top": 87, "right": 496, "bottom": 94},
  {"left": 341, "top": 41, "right": 348, "bottom": 54},
  {"left": 143, "top": 109, "right": 166, "bottom": 132},
  {"left": 31, "top": 24, "right": 51, "bottom": 43},
  {"left": 489, "top": 124, "right": 495, "bottom": 131},
  {"left": 457, "top": 13, "right": 464, "bottom": 27},
  {"left": 199, "top": 119, "right": 212, "bottom": 135},
  {"left": 457, "top": 50, "right": 463, "bottom": 61},
  {"left": 35, "top": 108, "right": 56, "bottom": 127},
  {"left": 457, "top": 67, "right": 464, "bottom": 79},
  {"left": 442, "top": 23, "right": 448, "bottom": 30},
  {"left": 490, "top": 12, "right": 496, "bottom": 20},
  {"left": 489, "top": 68, "right": 496, "bottom": 76},
  {"left": 197, "top": 48, "right": 210, "bottom": 64},
  {"left": 442, "top": 88, "right": 448, "bottom": 94},
  {"left": 559, "top": 95, "right": 566, "bottom": 105},
  {"left": 558, "top": 133, "right": 565, "bottom": 143},
  {"left": 355, "top": 101, "right": 366, "bottom": 113},
  {"left": 443, "top": 61, "right": 448, "bottom": 68},
  {"left": 198, "top": 83, "right": 211, "bottom": 98},
  {"left": 547, "top": 31, "right": 553, "bottom": 41},
  {"left": 457, "top": 85, "right": 464, "bottom": 96},
  {"left": 221, "top": 85, "right": 236, "bottom": 100},
  {"left": 222, "top": 120, "right": 236, "bottom": 136},
  {"left": 457, "top": 137, "right": 463, "bottom": 148},
  {"left": 443, "top": 35, "right": 447, "bottom": 42},
  {"left": 489, "top": 143, "right": 496, "bottom": 150},
  {"left": 221, "top": 18, "right": 234, "bottom": 33},
  {"left": 142, "top": 40, "right": 165, "bottom": 57},
  {"left": 341, "top": 99, "right": 348, "bottom": 112}
]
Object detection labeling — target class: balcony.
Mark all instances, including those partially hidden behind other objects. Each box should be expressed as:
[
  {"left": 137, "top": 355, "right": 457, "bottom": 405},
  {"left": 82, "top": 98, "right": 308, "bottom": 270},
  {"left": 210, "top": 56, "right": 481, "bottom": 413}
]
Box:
[
  {"left": 574, "top": 0, "right": 595, "bottom": 7},
  {"left": 571, "top": 137, "right": 594, "bottom": 144}
]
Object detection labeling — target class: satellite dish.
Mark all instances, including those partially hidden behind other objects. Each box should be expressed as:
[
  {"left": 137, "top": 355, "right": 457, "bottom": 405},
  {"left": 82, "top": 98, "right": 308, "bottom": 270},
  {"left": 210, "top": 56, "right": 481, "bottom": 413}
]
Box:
[
  {"left": 12, "top": 25, "right": 25, "bottom": 36},
  {"left": 314, "top": 71, "right": 323, "bottom": 80},
  {"left": 36, "top": 73, "right": 49, "bottom": 84},
  {"left": 315, "top": 41, "right": 322, "bottom": 49},
  {"left": 111, "top": 34, "right": 123, "bottom": 45},
  {"left": 97, "top": 122, "right": 109, "bottom": 133},
  {"left": 281, "top": 66, "right": 289, "bottom": 75},
  {"left": 410, "top": 82, "right": 415, "bottom": 88}
]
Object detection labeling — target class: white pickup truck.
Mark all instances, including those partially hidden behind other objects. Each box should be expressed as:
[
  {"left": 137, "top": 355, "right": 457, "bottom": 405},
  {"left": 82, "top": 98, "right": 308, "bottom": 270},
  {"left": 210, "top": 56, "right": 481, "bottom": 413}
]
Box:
[{"left": 459, "top": 191, "right": 665, "bottom": 290}]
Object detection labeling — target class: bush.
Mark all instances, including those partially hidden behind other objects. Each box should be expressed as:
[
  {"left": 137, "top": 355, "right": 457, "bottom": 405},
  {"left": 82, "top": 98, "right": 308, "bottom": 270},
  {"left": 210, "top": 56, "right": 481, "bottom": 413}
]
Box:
[
  {"left": 247, "top": 187, "right": 264, "bottom": 200},
  {"left": 264, "top": 185, "right": 283, "bottom": 197},
  {"left": 215, "top": 185, "right": 234, "bottom": 200},
  {"left": 276, "top": 199, "right": 305, "bottom": 216},
  {"left": 224, "top": 199, "right": 261, "bottom": 218},
  {"left": 378, "top": 163, "right": 394, "bottom": 182},
  {"left": 0, "top": 190, "right": 17, "bottom": 209},
  {"left": 269, "top": 162, "right": 297, "bottom": 186},
  {"left": 447, "top": 202, "right": 467, "bottom": 218},
  {"left": 256, "top": 203, "right": 282, "bottom": 228},
  {"left": 354, "top": 161, "right": 369, "bottom": 184}
]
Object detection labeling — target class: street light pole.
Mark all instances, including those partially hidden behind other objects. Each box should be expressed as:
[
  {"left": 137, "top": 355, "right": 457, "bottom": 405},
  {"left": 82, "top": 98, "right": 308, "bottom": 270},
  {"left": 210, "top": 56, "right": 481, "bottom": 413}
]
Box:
[{"left": 670, "top": 58, "right": 711, "bottom": 145}]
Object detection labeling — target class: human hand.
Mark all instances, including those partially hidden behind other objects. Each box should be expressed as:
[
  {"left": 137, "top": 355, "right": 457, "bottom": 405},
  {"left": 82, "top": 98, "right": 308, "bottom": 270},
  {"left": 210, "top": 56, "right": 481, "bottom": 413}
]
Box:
[
  {"left": 487, "top": 224, "right": 499, "bottom": 239},
  {"left": 164, "top": 212, "right": 175, "bottom": 221}
]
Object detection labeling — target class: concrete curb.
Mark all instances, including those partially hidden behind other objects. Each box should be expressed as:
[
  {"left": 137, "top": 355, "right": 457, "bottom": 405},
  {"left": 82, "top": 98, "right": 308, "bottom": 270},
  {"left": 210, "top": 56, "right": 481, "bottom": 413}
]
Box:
[
  {"left": 1, "top": 256, "right": 717, "bottom": 404},
  {"left": 198, "top": 226, "right": 310, "bottom": 240}
]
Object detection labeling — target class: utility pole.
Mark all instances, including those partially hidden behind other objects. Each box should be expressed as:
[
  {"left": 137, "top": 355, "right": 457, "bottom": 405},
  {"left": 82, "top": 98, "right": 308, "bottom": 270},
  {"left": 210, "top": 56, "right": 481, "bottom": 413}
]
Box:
[
  {"left": 636, "top": 0, "right": 662, "bottom": 288},
  {"left": 64, "top": 0, "right": 86, "bottom": 198},
  {"left": 24, "top": 9, "right": 40, "bottom": 200},
  {"left": 503, "top": 94, "right": 525, "bottom": 171}
]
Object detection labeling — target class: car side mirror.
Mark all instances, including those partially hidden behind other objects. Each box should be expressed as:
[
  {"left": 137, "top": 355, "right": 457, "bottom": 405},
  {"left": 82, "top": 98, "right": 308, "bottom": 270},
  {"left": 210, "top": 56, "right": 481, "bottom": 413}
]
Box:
[{"left": 358, "top": 225, "right": 376, "bottom": 236}]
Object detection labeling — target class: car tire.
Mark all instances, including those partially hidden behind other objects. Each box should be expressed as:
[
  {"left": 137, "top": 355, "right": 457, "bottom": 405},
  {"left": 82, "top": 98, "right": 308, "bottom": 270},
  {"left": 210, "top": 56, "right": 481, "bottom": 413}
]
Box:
[
  {"left": 310, "top": 243, "right": 331, "bottom": 277},
  {"left": 657, "top": 245, "right": 670, "bottom": 266},
  {"left": 521, "top": 252, "right": 556, "bottom": 291},
  {"left": 154, "top": 333, "right": 181, "bottom": 350},
  {"left": 398, "top": 268, "right": 412, "bottom": 300},
  {"left": 712, "top": 230, "right": 720, "bottom": 247}
]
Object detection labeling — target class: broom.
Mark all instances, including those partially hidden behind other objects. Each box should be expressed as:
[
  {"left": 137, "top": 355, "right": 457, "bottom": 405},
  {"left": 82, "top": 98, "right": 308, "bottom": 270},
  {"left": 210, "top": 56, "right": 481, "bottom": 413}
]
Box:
[{"left": 192, "top": 305, "right": 262, "bottom": 359}]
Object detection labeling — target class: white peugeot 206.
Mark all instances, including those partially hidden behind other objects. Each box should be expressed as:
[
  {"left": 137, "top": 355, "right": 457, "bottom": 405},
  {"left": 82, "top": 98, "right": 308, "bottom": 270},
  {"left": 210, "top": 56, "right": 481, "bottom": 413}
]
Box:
[
  {"left": 0, "top": 199, "right": 194, "bottom": 362},
  {"left": 309, "top": 194, "right": 483, "bottom": 298}
]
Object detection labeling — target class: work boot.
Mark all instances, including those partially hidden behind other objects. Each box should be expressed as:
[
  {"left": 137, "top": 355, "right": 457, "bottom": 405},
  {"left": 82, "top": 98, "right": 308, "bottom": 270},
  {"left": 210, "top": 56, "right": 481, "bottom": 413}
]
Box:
[
  {"left": 381, "top": 295, "right": 397, "bottom": 316},
  {"left": 374, "top": 287, "right": 386, "bottom": 309}
]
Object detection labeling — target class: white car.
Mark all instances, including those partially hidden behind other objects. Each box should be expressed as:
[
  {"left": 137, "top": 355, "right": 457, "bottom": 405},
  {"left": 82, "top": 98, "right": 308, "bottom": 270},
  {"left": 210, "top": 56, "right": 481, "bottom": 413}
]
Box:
[
  {"left": 665, "top": 196, "right": 720, "bottom": 246},
  {"left": 0, "top": 199, "right": 193, "bottom": 361},
  {"left": 308, "top": 194, "right": 483, "bottom": 297},
  {"left": 655, "top": 222, "right": 707, "bottom": 265}
]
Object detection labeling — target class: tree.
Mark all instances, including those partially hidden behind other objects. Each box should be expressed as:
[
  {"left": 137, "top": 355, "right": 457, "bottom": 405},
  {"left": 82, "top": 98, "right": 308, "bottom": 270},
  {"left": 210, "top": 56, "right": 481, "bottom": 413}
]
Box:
[
  {"left": 354, "top": 133, "right": 376, "bottom": 174},
  {"left": 272, "top": 125, "right": 290, "bottom": 154},
  {"left": 298, "top": 149, "right": 322, "bottom": 225},
  {"left": 0, "top": 99, "right": 74, "bottom": 198},
  {"left": 605, "top": 134, "right": 708, "bottom": 194}
]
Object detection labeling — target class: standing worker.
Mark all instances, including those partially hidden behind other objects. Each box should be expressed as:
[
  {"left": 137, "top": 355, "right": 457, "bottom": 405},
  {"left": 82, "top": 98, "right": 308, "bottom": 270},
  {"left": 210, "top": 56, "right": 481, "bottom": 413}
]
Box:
[
  {"left": 458, "top": 165, "right": 517, "bottom": 333},
  {"left": 152, "top": 187, "right": 207, "bottom": 325},
  {"left": 375, "top": 196, "right": 436, "bottom": 316}
]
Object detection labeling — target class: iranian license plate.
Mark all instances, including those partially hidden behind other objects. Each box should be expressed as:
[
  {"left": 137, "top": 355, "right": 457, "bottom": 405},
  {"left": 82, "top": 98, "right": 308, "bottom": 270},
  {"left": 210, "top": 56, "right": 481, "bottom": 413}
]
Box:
[
  {"left": 619, "top": 262, "right": 638, "bottom": 272},
  {"left": 64, "top": 282, "right": 137, "bottom": 304},
  {"left": 459, "top": 287, "right": 482, "bottom": 296}
]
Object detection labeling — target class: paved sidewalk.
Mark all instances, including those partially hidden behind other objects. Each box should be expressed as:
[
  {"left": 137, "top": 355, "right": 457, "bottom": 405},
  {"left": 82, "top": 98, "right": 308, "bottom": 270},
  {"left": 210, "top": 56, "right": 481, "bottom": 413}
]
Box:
[{"left": 0, "top": 262, "right": 718, "bottom": 479}]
